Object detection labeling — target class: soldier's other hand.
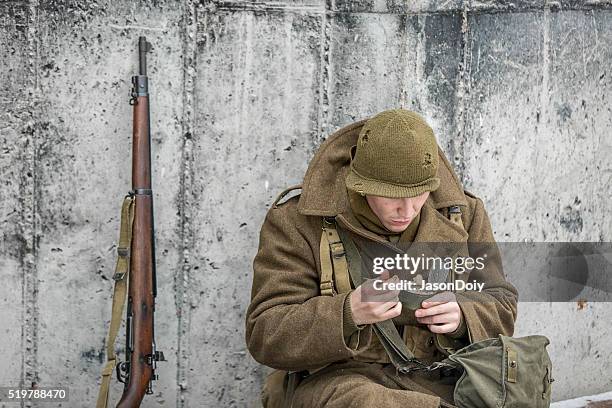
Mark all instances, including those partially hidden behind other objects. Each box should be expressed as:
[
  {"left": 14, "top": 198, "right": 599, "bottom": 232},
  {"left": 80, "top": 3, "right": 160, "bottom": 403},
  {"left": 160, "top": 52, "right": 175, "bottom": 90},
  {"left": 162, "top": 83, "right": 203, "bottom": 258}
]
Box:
[
  {"left": 349, "top": 270, "right": 402, "bottom": 326},
  {"left": 414, "top": 291, "right": 462, "bottom": 334}
]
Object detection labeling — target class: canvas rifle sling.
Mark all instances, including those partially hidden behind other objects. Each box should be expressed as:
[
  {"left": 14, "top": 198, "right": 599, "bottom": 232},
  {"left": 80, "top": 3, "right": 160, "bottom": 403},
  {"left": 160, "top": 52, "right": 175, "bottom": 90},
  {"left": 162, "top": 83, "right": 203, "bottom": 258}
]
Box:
[{"left": 96, "top": 193, "right": 135, "bottom": 408}]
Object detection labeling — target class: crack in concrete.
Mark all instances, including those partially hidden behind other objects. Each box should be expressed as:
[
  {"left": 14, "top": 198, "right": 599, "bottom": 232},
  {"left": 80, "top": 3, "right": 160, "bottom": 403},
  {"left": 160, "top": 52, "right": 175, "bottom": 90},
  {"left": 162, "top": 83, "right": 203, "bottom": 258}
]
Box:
[
  {"left": 315, "top": 0, "right": 332, "bottom": 147},
  {"left": 449, "top": 0, "right": 472, "bottom": 187},
  {"left": 536, "top": 4, "right": 551, "bottom": 241},
  {"left": 397, "top": 15, "right": 411, "bottom": 108},
  {"left": 20, "top": 0, "right": 41, "bottom": 396},
  {"left": 175, "top": 0, "right": 198, "bottom": 405}
]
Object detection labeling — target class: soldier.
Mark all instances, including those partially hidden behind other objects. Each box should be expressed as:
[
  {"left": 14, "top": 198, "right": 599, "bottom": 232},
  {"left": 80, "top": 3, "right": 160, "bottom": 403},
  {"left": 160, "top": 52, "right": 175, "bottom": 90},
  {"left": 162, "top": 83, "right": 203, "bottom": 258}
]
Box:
[{"left": 245, "top": 109, "right": 518, "bottom": 407}]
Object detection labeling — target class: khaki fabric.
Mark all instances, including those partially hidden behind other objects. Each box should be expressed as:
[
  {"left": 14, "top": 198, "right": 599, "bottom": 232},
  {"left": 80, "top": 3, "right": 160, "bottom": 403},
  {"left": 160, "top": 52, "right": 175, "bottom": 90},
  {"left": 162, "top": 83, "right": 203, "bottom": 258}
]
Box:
[
  {"left": 245, "top": 119, "right": 518, "bottom": 407},
  {"left": 292, "top": 361, "right": 450, "bottom": 408},
  {"left": 345, "top": 109, "right": 441, "bottom": 198},
  {"left": 448, "top": 335, "right": 553, "bottom": 408},
  {"left": 96, "top": 194, "right": 135, "bottom": 408}
]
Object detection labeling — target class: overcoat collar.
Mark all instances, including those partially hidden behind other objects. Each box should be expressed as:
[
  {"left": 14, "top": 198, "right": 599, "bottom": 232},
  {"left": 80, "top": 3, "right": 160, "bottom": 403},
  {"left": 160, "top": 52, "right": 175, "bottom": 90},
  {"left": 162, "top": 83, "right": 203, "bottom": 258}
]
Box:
[
  {"left": 336, "top": 198, "right": 468, "bottom": 247},
  {"left": 297, "top": 118, "right": 469, "bottom": 245}
]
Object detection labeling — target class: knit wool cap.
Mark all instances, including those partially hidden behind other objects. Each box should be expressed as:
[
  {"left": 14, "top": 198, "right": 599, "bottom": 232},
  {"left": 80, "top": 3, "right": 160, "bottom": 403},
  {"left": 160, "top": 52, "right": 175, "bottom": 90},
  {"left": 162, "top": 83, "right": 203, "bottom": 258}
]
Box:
[{"left": 345, "top": 109, "right": 440, "bottom": 198}]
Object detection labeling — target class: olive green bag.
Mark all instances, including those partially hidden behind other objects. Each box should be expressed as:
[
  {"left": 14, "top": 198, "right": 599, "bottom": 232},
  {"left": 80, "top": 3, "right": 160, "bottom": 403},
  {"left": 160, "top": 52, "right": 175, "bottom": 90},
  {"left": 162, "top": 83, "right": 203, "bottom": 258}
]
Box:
[
  {"left": 334, "top": 223, "right": 555, "bottom": 408},
  {"left": 443, "top": 334, "right": 554, "bottom": 407}
]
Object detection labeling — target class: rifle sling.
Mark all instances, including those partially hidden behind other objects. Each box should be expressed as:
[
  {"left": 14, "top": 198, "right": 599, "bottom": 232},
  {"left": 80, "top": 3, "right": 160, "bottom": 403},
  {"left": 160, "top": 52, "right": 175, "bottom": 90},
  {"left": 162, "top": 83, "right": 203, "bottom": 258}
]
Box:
[{"left": 96, "top": 194, "right": 135, "bottom": 408}]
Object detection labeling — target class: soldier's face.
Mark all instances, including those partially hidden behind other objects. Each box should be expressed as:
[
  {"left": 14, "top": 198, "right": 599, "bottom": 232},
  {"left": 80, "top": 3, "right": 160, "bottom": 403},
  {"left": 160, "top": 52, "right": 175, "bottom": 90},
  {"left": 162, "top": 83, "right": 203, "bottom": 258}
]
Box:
[{"left": 366, "top": 192, "right": 429, "bottom": 233}]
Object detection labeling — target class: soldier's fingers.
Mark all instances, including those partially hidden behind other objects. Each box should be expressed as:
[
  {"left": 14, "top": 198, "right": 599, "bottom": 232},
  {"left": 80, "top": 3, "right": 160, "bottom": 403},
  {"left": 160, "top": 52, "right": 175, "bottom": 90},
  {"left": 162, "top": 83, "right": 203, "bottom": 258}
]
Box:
[
  {"left": 416, "top": 312, "right": 454, "bottom": 325},
  {"left": 423, "top": 291, "right": 456, "bottom": 306},
  {"left": 362, "top": 276, "right": 400, "bottom": 297},
  {"left": 379, "top": 301, "right": 402, "bottom": 320},
  {"left": 377, "top": 270, "right": 390, "bottom": 280},
  {"left": 415, "top": 302, "right": 454, "bottom": 318},
  {"left": 421, "top": 301, "right": 445, "bottom": 308},
  {"left": 373, "top": 300, "right": 400, "bottom": 315},
  {"left": 427, "top": 323, "right": 457, "bottom": 334}
]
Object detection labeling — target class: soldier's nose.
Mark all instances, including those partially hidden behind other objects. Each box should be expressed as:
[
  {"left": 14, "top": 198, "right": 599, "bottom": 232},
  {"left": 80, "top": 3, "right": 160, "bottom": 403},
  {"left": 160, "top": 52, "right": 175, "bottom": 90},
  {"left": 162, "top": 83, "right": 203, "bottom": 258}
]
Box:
[{"left": 397, "top": 198, "right": 415, "bottom": 219}]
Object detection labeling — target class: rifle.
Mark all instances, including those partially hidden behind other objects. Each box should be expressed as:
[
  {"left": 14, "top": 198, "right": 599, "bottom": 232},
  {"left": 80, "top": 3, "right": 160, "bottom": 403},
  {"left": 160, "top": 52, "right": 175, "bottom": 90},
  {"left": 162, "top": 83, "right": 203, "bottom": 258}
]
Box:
[{"left": 97, "top": 36, "right": 165, "bottom": 408}]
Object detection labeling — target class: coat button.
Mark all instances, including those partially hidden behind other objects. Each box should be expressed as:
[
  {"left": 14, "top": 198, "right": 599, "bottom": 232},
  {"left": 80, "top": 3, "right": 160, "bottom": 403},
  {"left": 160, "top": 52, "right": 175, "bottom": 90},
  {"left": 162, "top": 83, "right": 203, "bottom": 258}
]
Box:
[{"left": 427, "top": 337, "right": 435, "bottom": 346}]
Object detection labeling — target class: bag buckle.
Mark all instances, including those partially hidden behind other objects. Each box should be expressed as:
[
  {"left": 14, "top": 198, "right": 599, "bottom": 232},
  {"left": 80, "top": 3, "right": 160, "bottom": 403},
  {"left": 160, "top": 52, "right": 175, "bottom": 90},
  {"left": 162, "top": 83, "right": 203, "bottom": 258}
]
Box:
[
  {"left": 320, "top": 280, "right": 335, "bottom": 296},
  {"left": 398, "top": 360, "right": 452, "bottom": 375},
  {"left": 448, "top": 206, "right": 461, "bottom": 214},
  {"left": 329, "top": 242, "right": 345, "bottom": 258}
]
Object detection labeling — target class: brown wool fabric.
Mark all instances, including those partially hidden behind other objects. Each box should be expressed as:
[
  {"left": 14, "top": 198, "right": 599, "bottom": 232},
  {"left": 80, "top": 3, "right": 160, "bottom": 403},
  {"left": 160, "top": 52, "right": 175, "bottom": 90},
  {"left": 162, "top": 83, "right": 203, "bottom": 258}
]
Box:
[
  {"left": 246, "top": 116, "right": 519, "bottom": 408},
  {"left": 342, "top": 296, "right": 364, "bottom": 343},
  {"left": 345, "top": 109, "right": 441, "bottom": 198}
]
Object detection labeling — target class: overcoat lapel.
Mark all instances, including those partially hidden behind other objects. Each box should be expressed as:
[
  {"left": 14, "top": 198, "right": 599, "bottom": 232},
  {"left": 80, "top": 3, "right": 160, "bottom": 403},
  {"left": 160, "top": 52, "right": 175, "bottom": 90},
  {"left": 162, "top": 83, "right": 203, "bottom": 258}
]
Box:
[{"left": 414, "top": 199, "right": 468, "bottom": 244}]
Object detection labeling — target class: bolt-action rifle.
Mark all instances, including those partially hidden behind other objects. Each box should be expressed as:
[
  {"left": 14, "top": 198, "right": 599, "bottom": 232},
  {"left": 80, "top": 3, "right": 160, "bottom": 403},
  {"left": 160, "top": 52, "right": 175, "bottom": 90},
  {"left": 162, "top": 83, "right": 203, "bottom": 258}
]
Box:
[{"left": 97, "top": 36, "right": 165, "bottom": 408}]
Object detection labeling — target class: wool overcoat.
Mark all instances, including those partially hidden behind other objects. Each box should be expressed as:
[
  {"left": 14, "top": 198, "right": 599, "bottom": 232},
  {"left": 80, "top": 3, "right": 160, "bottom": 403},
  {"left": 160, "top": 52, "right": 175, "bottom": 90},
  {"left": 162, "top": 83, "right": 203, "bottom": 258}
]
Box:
[{"left": 245, "top": 119, "right": 518, "bottom": 408}]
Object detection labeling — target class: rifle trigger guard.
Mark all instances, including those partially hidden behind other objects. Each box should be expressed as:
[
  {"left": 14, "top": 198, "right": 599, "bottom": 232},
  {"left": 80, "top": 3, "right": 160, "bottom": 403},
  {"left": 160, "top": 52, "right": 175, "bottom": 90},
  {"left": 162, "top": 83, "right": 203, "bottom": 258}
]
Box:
[{"left": 116, "top": 361, "right": 129, "bottom": 384}]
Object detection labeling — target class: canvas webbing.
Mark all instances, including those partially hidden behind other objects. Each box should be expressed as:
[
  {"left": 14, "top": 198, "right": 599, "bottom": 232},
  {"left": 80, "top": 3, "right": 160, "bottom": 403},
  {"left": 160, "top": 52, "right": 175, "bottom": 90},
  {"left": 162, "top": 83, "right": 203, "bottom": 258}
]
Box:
[
  {"left": 320, "top": 220, "right": 352, "bottom": 296},
  {"left": 319, "top": 226, "right": 336, "bottom": 296},
  {"left": 447, "top": 206, "right": 464, "bottom": 286},
  {"left": 335, "top": 220, "right": 456, "bottom": 375},
  {"left": 316, "top": 207, "right": 465, "bottom": 373},
  {"left": 448, "top": 206, "right": 464, "bottom": 229},
  {"left": 96, "top": 193, "right": 135, "bottom": 408},
  {"left": 335, "top": 225, "right": 420, "bottom": 371}
]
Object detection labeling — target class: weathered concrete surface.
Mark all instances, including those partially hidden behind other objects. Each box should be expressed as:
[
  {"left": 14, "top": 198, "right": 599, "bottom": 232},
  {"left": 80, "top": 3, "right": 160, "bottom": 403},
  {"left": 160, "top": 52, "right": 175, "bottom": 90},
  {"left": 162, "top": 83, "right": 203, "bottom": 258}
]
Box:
[
  {"left": 2, "top": 1, "right": 185, "bottom": 406},
  {"left": 0, "top": 0, "right": 31, "bottom": 391},
  {"left": 187, "top": 9, "right": 320, "bottom": 405},
  {"left": 462, "top": 8, "right": 612, "bottom": 398},
  {"left": 1, "top": 0, "right": 611, "bottom": 406},
  {"left": 32, "top": 2, "right": 185, "bottom": 406},
  {"left": 516, "top": 302, "right": 612, "bottom": 399}
]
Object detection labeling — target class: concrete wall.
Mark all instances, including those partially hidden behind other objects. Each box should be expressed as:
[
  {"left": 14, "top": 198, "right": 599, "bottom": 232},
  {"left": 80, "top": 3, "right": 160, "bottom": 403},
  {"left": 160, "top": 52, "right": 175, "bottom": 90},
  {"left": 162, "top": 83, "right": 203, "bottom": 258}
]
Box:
[{"left": 0, "top": 0, "right": 610, "bottom": 406}]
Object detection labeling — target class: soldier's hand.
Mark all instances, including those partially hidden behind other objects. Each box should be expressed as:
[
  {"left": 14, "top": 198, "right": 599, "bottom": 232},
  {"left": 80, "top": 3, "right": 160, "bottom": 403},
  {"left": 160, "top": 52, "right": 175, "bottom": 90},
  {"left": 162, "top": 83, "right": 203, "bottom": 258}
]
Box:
[
  {"left": 414, "top": 291, "right": 462, "bottom": 334},
  {"left": 349, "top": 270, "right": 402, "bottom": 326}
]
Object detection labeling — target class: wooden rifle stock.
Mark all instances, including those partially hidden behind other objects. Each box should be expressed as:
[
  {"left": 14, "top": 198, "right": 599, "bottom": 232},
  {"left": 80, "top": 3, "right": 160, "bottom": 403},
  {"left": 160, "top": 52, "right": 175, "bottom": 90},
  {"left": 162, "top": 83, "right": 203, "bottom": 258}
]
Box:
[{"left": 115, "top": 36, "right": 165, "bottom": 407}]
